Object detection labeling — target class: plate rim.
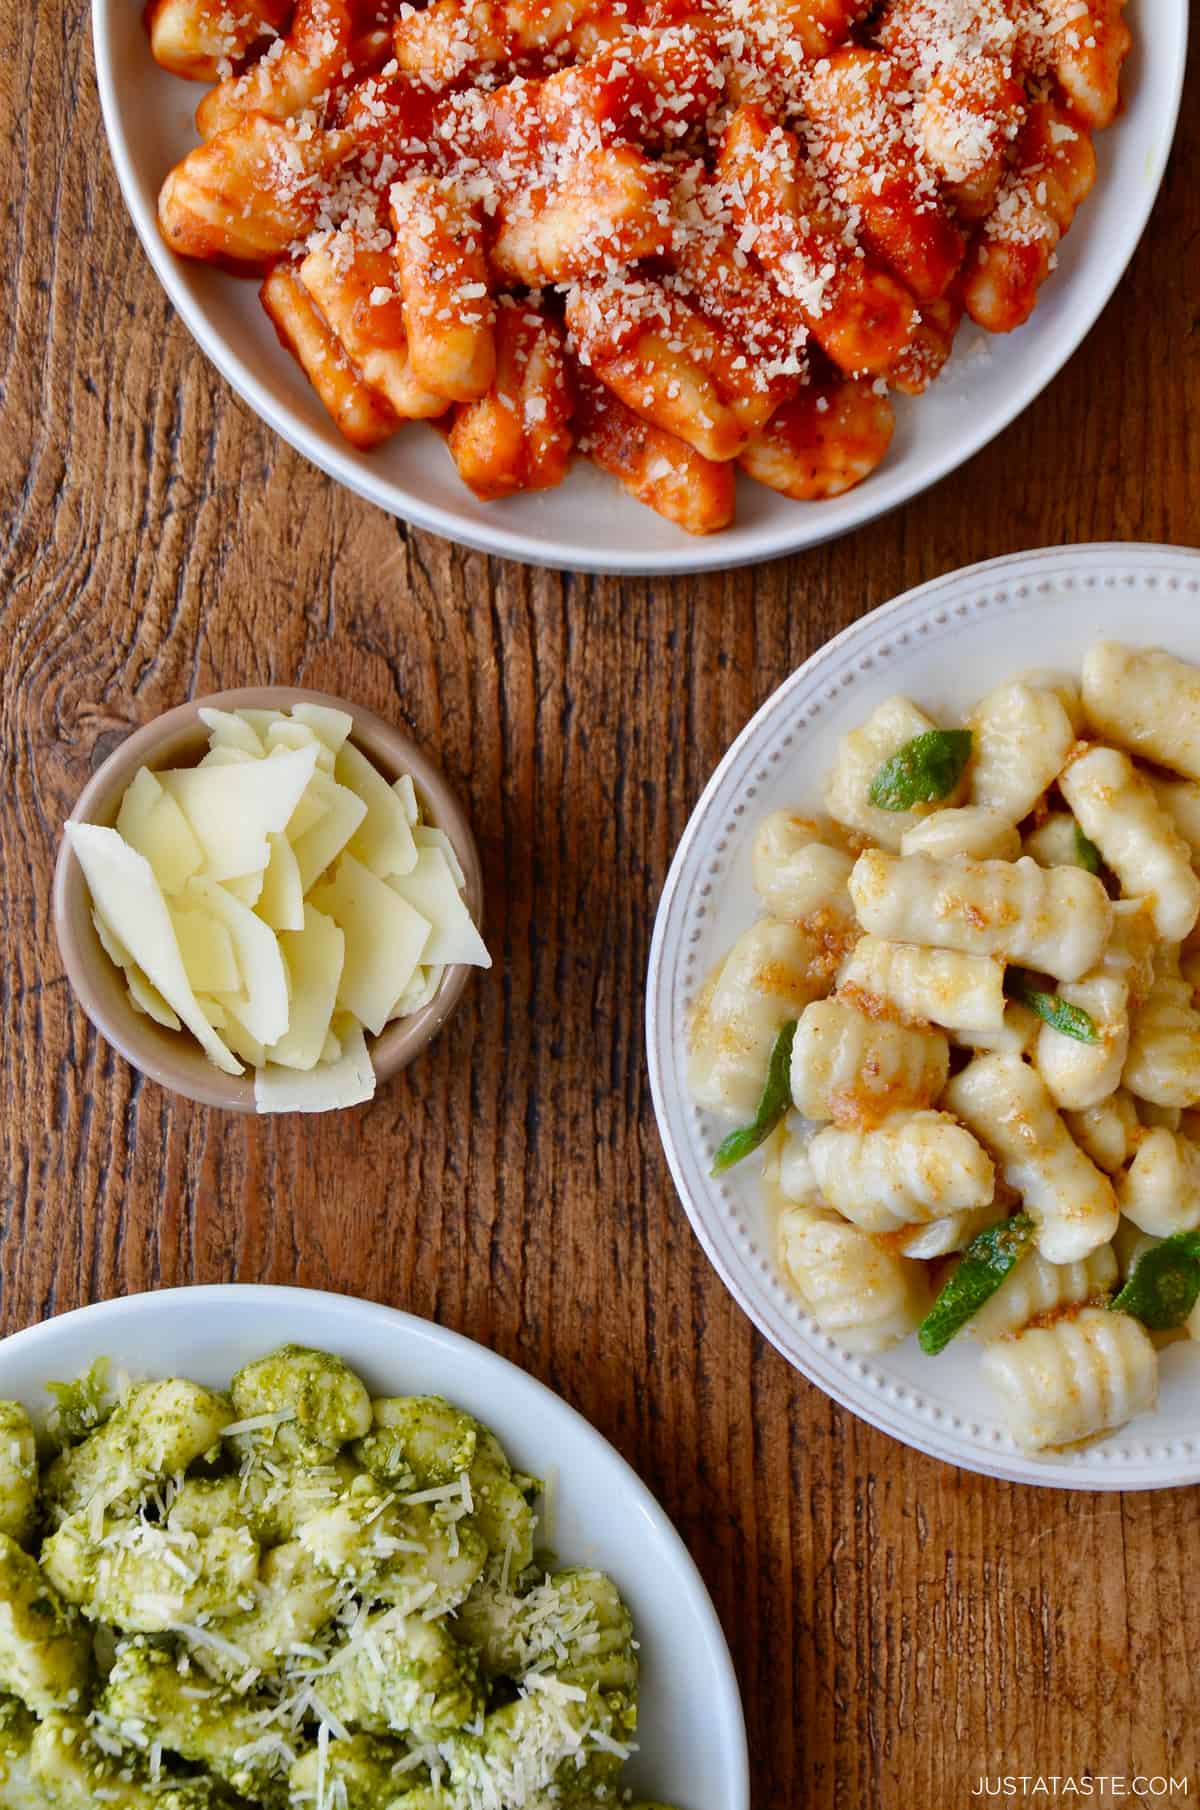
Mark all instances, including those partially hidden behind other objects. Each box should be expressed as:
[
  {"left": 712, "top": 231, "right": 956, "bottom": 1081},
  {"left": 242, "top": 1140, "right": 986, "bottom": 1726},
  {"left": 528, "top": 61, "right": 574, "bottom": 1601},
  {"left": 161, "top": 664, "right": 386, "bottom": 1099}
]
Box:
[
  {"left": 91, "top": 3, "right": 1188, "bottom": 576},
  {"left": 0, "top": 1282, "right": 751, "bottom": 1804},
  {"left": 646, "top": 541, "right": 1200, "bottom": 1490}
]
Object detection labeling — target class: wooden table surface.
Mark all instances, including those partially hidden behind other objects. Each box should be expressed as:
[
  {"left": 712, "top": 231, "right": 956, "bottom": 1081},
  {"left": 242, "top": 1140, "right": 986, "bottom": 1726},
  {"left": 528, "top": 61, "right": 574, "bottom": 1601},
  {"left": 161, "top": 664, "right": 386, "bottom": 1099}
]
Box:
[{"left": 4, "top": 8, "right": 1200, "bottom": 1806}]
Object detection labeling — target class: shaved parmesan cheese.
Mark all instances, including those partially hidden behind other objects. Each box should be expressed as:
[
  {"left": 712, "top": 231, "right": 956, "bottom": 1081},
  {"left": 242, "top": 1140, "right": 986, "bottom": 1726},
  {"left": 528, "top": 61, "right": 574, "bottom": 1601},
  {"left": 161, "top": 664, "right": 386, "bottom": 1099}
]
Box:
[
  {"left": 291, "top": 703, "right": 353, "bottom": 752},
  {"left": 266, "top": 719, "right": 335, "bottom": 774},
  {"left": 222, "top": 869, "right": 265, "bottom": 908},
  {"left": 216, "top": 1009, "right": 268, "bottom": 1068},
  {"left": 198, "top": 746, "right": 257, "bottom": 768},
  {"left": 92, "top": 907, "right": 133, "bottom": 970},
  {"left": 413, "top": 825, "right": 466, "bottom": 891},
  {"left": 338, "top": 740, "right": 419, "bottom": 879},
  {"left": 187, "top": 877, "right": 290, "bottom": 1046},
  {"left": 289, "top": 772, "right": 368, "bottom": 893},
  {"left": 74, "top": 703, "right": 488, "bottom": 1111},
  {"left": 268, "top": 904, "right": 344, "bottom": 1071},
  {"left": 393, "top": 773, "right": 419, "bottom": 826},
  {"left": 234, "top": 708, "right": 281, "bottom": 739},
  {"left": 311, "top": 854, "right": 431, "bottom": 1035},
  {"left": 115, "top": 766, "right": 204, "bottom": 896},
  {"left": 258, "top": 832, "right": 306, "bottom": 933},
  {"left": 255, "top": 1017, "right": 374, "bottom": 1113},
  {"left": 390, "top": 849, "right": 490, "bottom": 968},
  {"left": 286, "top": 779, "right": 331, "bottom": 843},
  {"left": 126, "top": 964, "right": 182, "bottom": 1030},
  {"left": 198, "top": 707, "right": 264, "bottom": 758},
  {"left": 161, "top": 744, "right": 320, "bottom": 883},
  {"left": 171, "top": 907, "right": 241, "bottom": 995},
  {"left": 65, "top": 822, "right": 242, "bottom": 1075},
  {"left": 390, "top": 963, "right": 445, "bottom": 1020}
]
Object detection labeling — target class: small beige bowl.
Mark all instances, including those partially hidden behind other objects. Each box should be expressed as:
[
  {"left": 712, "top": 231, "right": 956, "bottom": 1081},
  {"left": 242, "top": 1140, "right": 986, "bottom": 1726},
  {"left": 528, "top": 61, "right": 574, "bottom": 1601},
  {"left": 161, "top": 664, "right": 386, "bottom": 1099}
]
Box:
[{"left": 52, "top": 687, "right": 485, "bottom": 1113}]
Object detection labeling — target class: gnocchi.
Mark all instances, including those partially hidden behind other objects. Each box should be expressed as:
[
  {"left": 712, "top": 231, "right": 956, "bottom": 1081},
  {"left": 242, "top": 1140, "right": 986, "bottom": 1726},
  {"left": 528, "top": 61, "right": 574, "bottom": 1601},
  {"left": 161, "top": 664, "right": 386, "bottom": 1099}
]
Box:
[
  {"left": 145, "top": 0, "right": 1132, "bottom": 533},
  {"left": 0, "top": 1348, "right": 678, "bottom": 1809},
  {"left": 690, "top": 644, "right": 1200, "bottom": 1452}
]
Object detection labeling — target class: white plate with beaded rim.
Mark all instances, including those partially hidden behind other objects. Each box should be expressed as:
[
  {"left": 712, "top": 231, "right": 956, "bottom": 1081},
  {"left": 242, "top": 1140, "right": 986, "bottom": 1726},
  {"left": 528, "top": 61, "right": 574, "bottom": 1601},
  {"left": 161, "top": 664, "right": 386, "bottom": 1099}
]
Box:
[
  {"left": 0, "top": 1285, "right": 750, "bottom": 1804},
  {"left": 92, "top": 0, "right": 1187, "bottom": 575},
  {"left": 647, "top": 543, "right": 1200, "bottom": 1489}
]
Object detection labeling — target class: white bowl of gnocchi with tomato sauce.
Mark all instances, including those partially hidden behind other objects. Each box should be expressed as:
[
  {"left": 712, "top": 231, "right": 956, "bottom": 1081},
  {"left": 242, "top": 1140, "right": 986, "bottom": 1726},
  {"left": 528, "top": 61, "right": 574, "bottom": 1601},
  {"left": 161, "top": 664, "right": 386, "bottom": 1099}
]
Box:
[
  {"left": 648, "top": 544, "right": 1200, "bottom": 1487},
  {"left": 91, "top": 0, "right": 1185, "bottom": 572}
]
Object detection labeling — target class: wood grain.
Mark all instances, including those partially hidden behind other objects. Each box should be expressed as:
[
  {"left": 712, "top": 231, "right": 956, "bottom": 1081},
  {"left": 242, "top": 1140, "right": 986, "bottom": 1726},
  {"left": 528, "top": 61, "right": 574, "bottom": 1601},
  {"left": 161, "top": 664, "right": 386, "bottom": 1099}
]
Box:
[{"left": 2, "top": 7, "right": 1199, "bottom": 1805}]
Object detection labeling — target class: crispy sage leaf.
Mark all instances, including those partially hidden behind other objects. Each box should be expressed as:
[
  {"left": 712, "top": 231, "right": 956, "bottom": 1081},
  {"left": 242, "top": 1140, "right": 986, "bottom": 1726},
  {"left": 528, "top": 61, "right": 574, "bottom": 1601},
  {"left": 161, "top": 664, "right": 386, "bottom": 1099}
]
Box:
[
  {"left": 867, "top": 729, "right": 972, "bottom": 812},
  {"left": 918, "top": 1213, "right": 1036, "bottom": 1355},
  {"left": 1111, "top": 1231, "right": 1200, "bottom": 1331},
  {"left": 711, "top": 1020, "right": 797, "bottom": 1176},
  {"left": 1004, "top": 969, "right": 1099, "bottom": 1044}
]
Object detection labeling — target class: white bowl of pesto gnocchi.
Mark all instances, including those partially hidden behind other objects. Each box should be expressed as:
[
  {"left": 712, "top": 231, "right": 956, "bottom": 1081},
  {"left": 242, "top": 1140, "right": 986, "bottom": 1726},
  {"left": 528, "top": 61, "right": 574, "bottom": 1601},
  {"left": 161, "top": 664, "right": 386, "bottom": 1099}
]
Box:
[
  {"left": 647, "top": 543, "right": 1200, "bottom": 1490},
  {"left": 0, "top": 1285, "right": 748, "bottom": 1808}
]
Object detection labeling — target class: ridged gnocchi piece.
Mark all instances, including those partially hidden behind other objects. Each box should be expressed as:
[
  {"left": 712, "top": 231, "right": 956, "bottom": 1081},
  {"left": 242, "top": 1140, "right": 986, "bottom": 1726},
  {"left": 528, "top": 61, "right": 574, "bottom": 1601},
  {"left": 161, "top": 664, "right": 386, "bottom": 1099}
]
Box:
[
  {"left": 146, "top": 0, "right": 289, "bottom": 81},
  {"left": 449, "top": 301, "right": 574, "bottom": 501},
  {"left": 777, "top": 1207, "right": 930, "bottom": 1352},
  {"left": 751, "top": 813, "right": 856, "bottom": 924},
  {"left": 970, "top": 1245, "right": 1118, "bottom": 1342},
  {"left": 1063, "top": 1089, "right": 1139, "bottom": 1173},
  {"left": 981, "top": 1308, "right": 1156, "bottom": 1452},
  {"left": 574, "top": 376, "right": 734, "bottom": 535},
  {"left": 1035, "top": 975, "right": 1129, "bottom": 1111},
  {"left": 789, "top": 998, "right": 949, "bottom": 1127},
  {"left": 1123, "top": 950, "right": 1200, "bottom": 1108},
  {"left": 689, "top": 918, "right": 836, "bottom": 1119},
  {"left": 716, "top": 105, "right": 918, "bottom": 378},
  {"left": 802, "top": 47, "right": 965, "bottom": 304},
  {"left": 950, "top": 1002, "right": 1040, "bottom": 1059},
  {"left": 737, "top": 380, "right": 895, "bottom": 501},
  {"left": 299, "top": 1478, "right": 487, "bottom": 1612},
  {"left": 262, "top": 264, "right": 403, "bottom": 450},
  {"left": 158, "top": 116, "right": 356, "bottom": 270},
  {"left": 195, "top": 0, "right": 354, "bottom": 137},
  {"left": 1039, "top": 0, "right": 1131, "bottom": 129},
  {"left": 0, "top": 1536, "right": 90, "bottom": 1716},
  {"left": 0, "top": 1405, "right": 37, "bottom": 1548},
  {"left": 41, "top": 1513, "right": 260, "bottom": 1634},
  {"left": 1022, "top": 811, "right": 1092, "bottom": 870},
  {"left": 1143, "top": 771, "right": 1200, "bottom": 862},
  {"left": 963, "top": 103, "right": 1096, "bottom": 334},
  {"left": 229, "top": 1344, "right": 372, "bottom": 1463},
  {"left": 838, "top": 934, "right": 1005, "bottom": 1031},
  {"left": 1116, "top": 1127, "right": 1200, "bottom": 1236},
  {"left": 490, "top": 148, "right": 673, "bottom": 286},
  {"left": 900, "top": 805, "right": 1021, "bottom": 862},
  {"left": 297, "top": 232, "right": 449, "bottom": 421},
  {"left": 566, "top": 275, "right": 784, "bottom": 464},
  {"left": 1060, "top": 745, "right": 1200, "bottom": 941},
  {"left": 914, "top": 61, "right": 1025, "bottom": 220},
  {"left": 944, "top": 1054, "right": 1118, "bottom": 1263},
  {"left": 849, "top": 850, "right": 1113, "bottom": 981},
  {"left": 965, "top": 680, "right": 1076, "bottom": 824},
  {"left": 183, "top": 1540, "right": 339, "bottom": 1681},
  {"left": 1097, "top": 898, "right": 1157, "bottom": 1002},
  {"left": 391, "top": 178, "right": 496, "bottom": 404},
  {"left": 806, "top": 1109, "right": 994, "bottom": 1231},
  {"left": 44, "top": 1378, "right": 231, "bottom": 1520},
  {"left": 824, "top": 695, "right": 941, "bottom": 852},
  {"left": 103, "top": 1644, "right": 289, "bottom": 1800},
  {"left": 1081, "top": 642, "right": 1200, "bottom": 783},
  {"left": 894, "top": 1205, "right": 997, "bottom": 1260},
  {"left": 320, "top": 1605, "right": 484, "bottom": 1738}
]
